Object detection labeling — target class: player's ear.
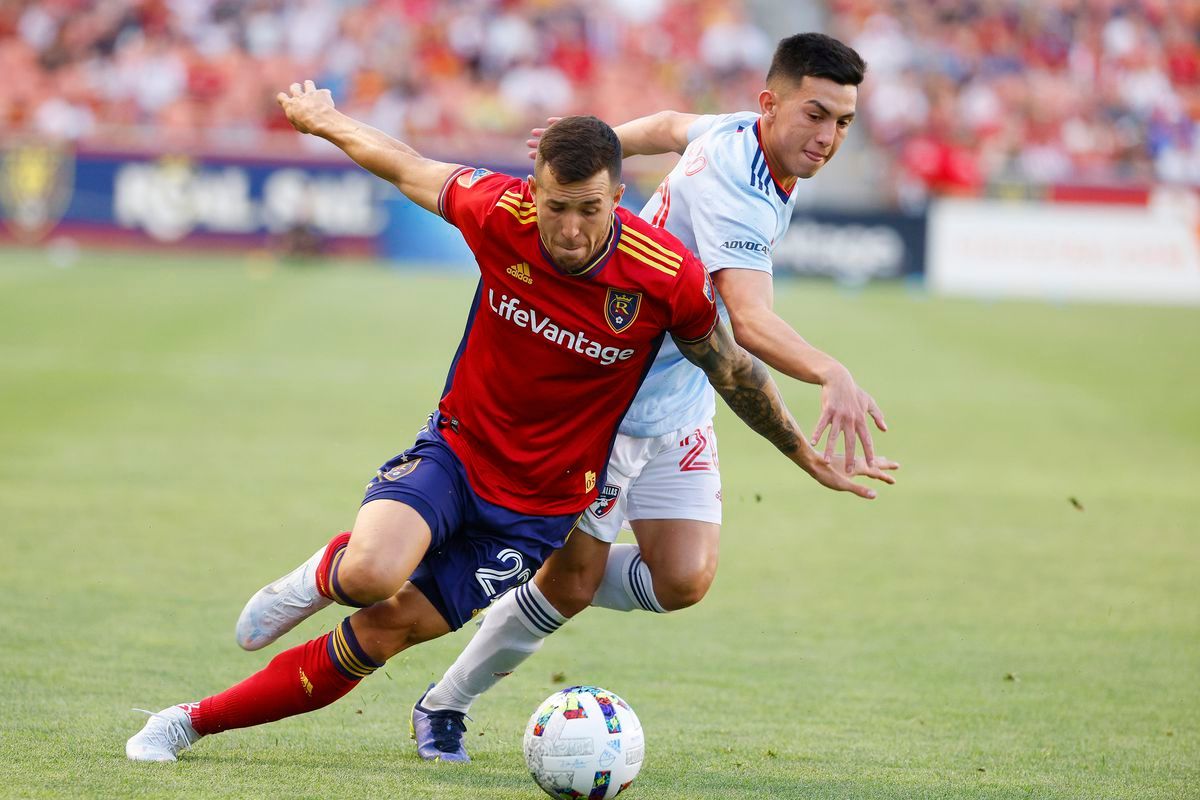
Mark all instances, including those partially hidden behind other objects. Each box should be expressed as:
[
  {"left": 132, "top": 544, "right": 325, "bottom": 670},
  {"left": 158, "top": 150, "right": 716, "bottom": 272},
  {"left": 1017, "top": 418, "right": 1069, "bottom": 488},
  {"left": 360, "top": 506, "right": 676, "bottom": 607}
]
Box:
[
  {"left": 759, "top": 88, "right": 776, "bottom": 118},
  {"left": 527, "top": 174, "right": 537, "bottom": 198},
  {"left": 613, "top": 182, "right": 625, "bottom": 207}
]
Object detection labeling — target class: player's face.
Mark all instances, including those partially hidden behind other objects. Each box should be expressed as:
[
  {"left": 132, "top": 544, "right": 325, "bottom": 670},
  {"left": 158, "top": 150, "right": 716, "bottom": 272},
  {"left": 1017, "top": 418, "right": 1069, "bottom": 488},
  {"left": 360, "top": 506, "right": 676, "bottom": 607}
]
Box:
[
  {"left": 529, "top": 167, "right": 625, "bottom": 272},
  {"left": 760, "top": 76, "right": 858, "bottom": 181}
]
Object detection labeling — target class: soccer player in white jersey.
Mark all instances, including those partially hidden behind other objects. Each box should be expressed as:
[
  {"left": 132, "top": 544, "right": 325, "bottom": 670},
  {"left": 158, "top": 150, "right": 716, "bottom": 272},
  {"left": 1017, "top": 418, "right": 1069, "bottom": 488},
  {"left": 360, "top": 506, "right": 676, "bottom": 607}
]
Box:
[{"left": 412, "top": 32, "right": 891, "bottom": 761}]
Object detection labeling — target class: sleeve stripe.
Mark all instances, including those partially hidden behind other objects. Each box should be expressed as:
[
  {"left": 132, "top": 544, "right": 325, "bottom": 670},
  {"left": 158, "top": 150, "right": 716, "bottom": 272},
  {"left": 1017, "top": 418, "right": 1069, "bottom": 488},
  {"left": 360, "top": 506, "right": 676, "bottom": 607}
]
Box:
[
  {"left": 437, "top": 166, "right": 474, "bottom": 220},
  {"left": 672, "top": 315, "right": 718, "bottom": 345}
]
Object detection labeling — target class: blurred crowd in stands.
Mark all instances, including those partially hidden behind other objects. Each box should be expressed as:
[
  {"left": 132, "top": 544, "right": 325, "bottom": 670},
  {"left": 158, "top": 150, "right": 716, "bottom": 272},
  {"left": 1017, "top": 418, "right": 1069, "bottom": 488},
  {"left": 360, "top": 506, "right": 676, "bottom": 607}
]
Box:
[
  {"left": 1, "top": 0, "right": 1196, "bottom": 202},
  {"left": 0, "top": 0, "right": 770, "bottom": 158},
  {"left": 833, "top": 0, "right": 1200, "bottom": 198}
]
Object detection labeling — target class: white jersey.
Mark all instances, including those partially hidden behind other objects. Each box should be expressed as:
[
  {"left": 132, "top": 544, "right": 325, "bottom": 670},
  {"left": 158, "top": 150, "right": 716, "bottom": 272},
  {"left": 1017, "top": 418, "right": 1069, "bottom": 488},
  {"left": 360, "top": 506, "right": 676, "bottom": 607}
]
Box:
[{"left": 619, "top": 112, "right": 799, "bottom": 438}]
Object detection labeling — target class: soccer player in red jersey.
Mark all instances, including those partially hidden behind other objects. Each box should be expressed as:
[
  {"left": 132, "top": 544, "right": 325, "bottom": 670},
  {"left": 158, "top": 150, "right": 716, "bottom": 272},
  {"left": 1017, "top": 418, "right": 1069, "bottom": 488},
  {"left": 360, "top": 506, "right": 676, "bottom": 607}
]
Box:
[
  {"left": 412, "top": 34, "right": 897, "bottom": 763},
  {"left": 125, "top": 81, "right": 894, "bottom": 762}
]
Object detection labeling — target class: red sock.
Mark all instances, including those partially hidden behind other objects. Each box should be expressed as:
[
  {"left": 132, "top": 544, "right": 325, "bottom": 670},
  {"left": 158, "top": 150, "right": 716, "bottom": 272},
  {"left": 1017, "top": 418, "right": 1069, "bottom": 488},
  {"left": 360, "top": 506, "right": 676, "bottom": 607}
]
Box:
[
  {"left": 316, "top": 531, "right": 361, "bottom": 605},
  {"left": 191, "top": 619, "right": 379, "bottom": 735}
]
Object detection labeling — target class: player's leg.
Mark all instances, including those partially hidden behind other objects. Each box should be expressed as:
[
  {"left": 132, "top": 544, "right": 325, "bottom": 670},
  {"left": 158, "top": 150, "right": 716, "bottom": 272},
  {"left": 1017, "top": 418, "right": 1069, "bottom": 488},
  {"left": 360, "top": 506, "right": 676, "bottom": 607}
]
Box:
[
  {"left": 235, "top": 499, "right": 431, "bottom": 650},
  {"left": 237, "top": 430, "right": 453, "bottom": 651},
  {"left": 591, "top": 422, "right": 722, "bottom": 613},
  {"left": 130, "top": 427, "right": 468, "bottom": 761},
  {"left": 629, "top": 518, "right": 719, "bottom": 610},
  {"left": 126, "top": 508, "right": 439, "bottom": 762},
  {"left": 418, "top": 435, "right": 647, "bottom": 728},
  {"left": 346, "top": 581, "right": 454, "bottom": 657},
  {"left": 411, "top": 491, "right": 601, "bottom": 761},
  {"left": 417, "top": 439, "right": 646, "bottom": 725},
  {"left": 412, "top": 532, "right": 611, "bottom": 762},
  {"left": 419, "top": 529, "right": 611, "bottom": 712}
]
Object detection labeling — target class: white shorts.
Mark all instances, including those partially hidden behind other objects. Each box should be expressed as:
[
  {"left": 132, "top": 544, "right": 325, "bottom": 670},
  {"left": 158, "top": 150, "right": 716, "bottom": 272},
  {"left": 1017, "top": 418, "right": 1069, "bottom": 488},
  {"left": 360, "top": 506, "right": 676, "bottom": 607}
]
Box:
[{"left": 576, "top": 420, "right": 722, "bottom": 544}]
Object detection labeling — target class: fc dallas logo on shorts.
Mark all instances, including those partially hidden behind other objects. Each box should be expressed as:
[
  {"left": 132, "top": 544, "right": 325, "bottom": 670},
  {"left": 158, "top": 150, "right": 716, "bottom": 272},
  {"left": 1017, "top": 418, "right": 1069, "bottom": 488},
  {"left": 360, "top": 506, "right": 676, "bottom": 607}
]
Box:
[{"left": 589, "top": 484, "right": 621, "bottom": 518}]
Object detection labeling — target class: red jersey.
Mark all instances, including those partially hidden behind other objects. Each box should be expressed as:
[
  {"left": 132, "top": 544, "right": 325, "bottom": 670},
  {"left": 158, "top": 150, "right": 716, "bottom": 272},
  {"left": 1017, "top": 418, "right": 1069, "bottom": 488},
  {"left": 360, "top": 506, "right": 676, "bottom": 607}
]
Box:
[{"left": 435, "top": 168, "right": 719, "bottom": 515}]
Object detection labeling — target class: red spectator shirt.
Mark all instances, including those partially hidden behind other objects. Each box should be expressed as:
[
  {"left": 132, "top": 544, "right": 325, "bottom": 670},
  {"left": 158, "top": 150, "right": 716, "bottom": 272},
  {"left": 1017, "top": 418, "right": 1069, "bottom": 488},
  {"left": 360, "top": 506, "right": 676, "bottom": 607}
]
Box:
[{"left": 435, "top": 168, "right": 719, "bottom": 515}]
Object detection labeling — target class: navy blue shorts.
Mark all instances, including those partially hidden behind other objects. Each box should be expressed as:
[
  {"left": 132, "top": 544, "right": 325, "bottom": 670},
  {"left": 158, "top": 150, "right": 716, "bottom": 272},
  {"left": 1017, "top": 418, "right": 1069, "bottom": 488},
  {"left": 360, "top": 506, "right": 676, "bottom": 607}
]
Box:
[{"left": 362, "top": 418, "right": 579, "bottom": 630}]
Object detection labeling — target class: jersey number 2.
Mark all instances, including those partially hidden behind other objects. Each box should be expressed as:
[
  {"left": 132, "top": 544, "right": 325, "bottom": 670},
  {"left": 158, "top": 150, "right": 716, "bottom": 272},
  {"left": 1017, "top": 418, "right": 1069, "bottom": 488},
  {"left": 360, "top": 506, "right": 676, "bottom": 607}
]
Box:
[
  {"left": 679, "top": 425, "right": 717, "bottom": 472},
  {"left": 475, "top": 548, "right": 532, "bottom": 598}
]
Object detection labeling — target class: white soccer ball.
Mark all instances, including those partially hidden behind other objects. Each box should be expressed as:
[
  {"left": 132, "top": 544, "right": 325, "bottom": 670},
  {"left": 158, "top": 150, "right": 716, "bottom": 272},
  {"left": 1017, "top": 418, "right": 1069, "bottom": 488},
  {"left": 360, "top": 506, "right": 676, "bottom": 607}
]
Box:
[{"left": 523, "top": 685, "right": 645, "bottom": 799}]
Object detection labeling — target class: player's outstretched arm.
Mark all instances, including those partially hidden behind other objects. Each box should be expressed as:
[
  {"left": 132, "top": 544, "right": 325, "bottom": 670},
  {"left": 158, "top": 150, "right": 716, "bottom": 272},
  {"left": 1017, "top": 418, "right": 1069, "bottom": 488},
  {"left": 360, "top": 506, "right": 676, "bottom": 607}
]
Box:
[
  {"left": 277, "top": 80, "right": 461, "bottom": 215},
  {"left": 673, "top": 322, "right": 894, "bottom": 499},
  {"left": 714, "top": 268, "right": 887, "bottom": 472},
  {"left": 526, "top": 112, "right": 699, "bottom": 160},
  {"left": 612, "top": 111, "right": 699, "bottom": 156}
]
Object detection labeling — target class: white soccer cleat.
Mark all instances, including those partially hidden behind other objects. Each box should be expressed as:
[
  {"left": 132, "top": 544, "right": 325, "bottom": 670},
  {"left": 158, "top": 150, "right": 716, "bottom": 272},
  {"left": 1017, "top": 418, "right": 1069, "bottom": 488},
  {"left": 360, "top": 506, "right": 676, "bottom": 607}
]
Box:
[
  {"left": 125, "top": 705, "right": 202, "bottom": 762},
  {"left": 235, "top": 544, "right": 332, "bottom": 651}
]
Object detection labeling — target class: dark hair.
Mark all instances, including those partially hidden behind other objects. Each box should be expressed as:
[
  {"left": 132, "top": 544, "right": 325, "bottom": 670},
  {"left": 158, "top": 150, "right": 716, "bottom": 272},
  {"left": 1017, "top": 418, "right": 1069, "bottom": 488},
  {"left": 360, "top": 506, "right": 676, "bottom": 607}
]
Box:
[
  {"left": 535, "top": 116, "right": 622, "bottom": 184},
  {"left": 766, "top": 33, "right": 867, "bottom": 88}
]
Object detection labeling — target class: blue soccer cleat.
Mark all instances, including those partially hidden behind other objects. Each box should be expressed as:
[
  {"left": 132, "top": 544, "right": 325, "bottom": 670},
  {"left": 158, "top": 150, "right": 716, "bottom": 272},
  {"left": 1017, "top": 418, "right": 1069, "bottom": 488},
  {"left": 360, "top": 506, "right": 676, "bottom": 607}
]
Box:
[{"left": 410, "top": 683, "right": 471, "bottom": 762}]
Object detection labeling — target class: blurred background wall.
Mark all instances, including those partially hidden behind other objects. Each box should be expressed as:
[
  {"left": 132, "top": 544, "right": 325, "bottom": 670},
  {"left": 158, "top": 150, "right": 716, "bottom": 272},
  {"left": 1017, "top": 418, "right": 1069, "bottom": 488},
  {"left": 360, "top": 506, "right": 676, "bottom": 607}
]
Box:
[{"left": 1, "top": 0, "right": 1198, "bottom": 301}]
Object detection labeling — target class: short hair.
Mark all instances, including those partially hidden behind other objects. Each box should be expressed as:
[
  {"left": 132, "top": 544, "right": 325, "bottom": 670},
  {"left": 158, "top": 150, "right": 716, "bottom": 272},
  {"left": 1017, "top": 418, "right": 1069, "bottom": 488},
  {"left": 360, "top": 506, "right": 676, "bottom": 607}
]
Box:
[
  {"left": 535, "top": 116, "right": 622, "bottom": 185},
  {"left": 766, "top": 33, "right": 867, "bottom": 88}
]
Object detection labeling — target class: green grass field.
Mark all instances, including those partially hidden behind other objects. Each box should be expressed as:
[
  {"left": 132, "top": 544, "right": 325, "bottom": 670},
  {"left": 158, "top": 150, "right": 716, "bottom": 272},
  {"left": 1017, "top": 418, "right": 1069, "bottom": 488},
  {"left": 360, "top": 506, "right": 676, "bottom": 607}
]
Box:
[{"left": 1, "top": 247, "right": 1197, "bottom": 799}]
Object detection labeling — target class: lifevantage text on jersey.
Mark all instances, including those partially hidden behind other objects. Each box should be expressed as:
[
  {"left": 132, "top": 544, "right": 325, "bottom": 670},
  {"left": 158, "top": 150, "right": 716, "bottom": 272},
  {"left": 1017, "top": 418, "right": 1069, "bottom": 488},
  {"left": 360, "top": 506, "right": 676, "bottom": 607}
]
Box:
[{"left": 487, "top": 289, "right": 636, "bottom": 366}]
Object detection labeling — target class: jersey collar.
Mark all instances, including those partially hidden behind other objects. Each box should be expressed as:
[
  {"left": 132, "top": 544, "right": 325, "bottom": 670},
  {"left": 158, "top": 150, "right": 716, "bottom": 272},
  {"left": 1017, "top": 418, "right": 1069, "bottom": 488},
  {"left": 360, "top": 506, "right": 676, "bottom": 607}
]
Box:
[
  {"left": 753, "top": 119, "right": 795, "bottom": 204},
  {"left": 538, "top": 211, "right": 622, "bottom": 280}
]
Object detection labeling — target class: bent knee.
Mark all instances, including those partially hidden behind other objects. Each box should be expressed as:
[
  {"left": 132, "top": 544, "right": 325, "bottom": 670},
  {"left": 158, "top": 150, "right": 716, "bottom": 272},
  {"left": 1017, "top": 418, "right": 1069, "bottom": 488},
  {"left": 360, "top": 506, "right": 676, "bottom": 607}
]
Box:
[
  {"left": 652, "top": 565, "right": 716, "bottom": 612},
  {"left": 352, "top": 597, "right": 446, "bottom": 661},
  {"left": 535, "top": 573, "right": 600, "bottom": 618},
  {"left": 337, "top": 557, "right": 406, "bottom": 606}
]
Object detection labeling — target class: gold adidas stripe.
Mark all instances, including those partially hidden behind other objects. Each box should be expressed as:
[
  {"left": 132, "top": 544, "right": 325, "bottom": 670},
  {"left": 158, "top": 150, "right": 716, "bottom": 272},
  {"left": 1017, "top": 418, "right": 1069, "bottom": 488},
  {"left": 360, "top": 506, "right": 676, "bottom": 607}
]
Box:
[
  {"left": 618, "top": 235, "right": 679, "bottom": 275},
  {"left": 623, "top": 226, "right": 682, "bottom": 264},
  {"left": 497, "top": 201, "right": 537, "bottom": 220},
  {"left": 499, "top": 196, "right": 536, "bottom": 215},
  {"left": 333, "top": 626, "right": 374, "bottom": 677},
  {"left": 325, "top": 550, "right": 349, "bottom": 605},
  {"left": 501, "top": 190, "right": 535, "bottom": 208},
  {"left": 617, "top": 242, "right": 678, "bottom": 276},
  {"left": 496, "top": 202, "right": 538, "bottom": 224},
  {"left": 496, "top": 195, "right": 536, "bottom": 212}
]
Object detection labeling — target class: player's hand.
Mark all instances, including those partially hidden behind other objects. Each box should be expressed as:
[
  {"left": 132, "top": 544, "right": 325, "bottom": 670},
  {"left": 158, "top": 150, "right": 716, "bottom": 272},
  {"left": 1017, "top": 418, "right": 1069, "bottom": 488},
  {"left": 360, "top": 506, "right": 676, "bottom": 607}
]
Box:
[
  {"left": 277, "top": 80, "right": 336, "bottom": 136},
  {"left": 526, "top": 117, "right": 563, "bottom": 160},
  {"left": 811, "top": 371, "right": 887, "bottom": 474},
  {"left": 830, "top": 452, "right": 899, "bottom": 483},
  {"left": 798, "top": 446, "right": 896, "bottom": 499}
]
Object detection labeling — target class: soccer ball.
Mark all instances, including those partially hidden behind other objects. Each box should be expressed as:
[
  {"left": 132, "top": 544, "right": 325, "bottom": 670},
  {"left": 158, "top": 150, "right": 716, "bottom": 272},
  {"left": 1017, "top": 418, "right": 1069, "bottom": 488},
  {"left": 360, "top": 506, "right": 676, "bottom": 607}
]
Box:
[{"left": 523, "top": 685, "right": 645, "bottom": 799}]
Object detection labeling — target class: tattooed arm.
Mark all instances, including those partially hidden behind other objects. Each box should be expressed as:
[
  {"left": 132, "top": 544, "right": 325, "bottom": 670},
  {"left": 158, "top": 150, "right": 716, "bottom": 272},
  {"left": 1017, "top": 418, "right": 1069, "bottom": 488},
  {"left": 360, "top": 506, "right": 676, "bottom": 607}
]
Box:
[{"left": 673, "top": 321, "right": 895, "bottom": 499}]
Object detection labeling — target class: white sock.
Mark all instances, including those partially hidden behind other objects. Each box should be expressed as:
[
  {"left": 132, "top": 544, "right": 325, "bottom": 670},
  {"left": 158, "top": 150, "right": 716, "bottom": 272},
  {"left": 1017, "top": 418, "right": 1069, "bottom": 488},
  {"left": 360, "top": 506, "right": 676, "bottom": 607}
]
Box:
[
  {"left": 590, "top": 543, "right": 667, "bottom": 614},
  {"left": 422, "top": 581, "right": 568, "bottom": 713}
]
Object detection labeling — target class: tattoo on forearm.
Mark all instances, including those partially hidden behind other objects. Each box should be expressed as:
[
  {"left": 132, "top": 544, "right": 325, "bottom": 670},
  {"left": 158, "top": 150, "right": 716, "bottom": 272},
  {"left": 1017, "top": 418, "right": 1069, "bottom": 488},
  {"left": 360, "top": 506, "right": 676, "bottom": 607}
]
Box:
[
  {"left": 724, "top": 362, "right": 802, "bottom": 454},
  {"left": 675, "top": 324, "right": 803, "bottom": 456},
  {"left": 726, "top": 385, "right": 801, "bottom": 454}
]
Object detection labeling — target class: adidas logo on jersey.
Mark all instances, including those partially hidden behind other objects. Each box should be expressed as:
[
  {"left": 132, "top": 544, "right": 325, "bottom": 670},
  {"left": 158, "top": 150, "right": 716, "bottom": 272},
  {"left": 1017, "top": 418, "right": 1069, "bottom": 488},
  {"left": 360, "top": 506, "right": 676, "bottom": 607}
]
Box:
[{"left": 506, "top": 262, "right": 533, "bottom": 284}]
